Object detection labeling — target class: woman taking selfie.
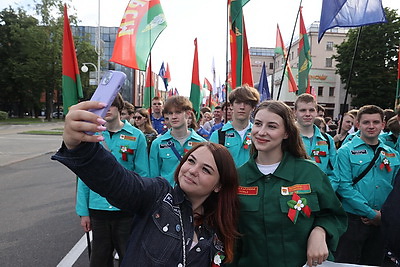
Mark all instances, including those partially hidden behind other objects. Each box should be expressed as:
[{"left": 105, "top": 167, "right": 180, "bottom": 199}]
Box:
[
  {"left": 231, "top": 101, "right": 347, "bottom": 267},
  {"left": 52, "top": 101, "right": 240, "bottom": 267}
]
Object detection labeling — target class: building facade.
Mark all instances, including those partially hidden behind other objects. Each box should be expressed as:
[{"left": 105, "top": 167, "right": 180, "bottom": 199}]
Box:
[{"left": 249, "top": 22, "right": 352, "bottom": 119}]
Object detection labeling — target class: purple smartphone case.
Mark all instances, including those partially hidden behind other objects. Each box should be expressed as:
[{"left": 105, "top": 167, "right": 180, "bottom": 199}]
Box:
[{"left": 88, "top": 70, "right": 126, "bottom": 118}]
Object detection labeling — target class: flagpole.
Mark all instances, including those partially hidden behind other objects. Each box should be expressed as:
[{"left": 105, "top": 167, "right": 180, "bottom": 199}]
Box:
[
  {"left": 225, "top": 1, "right": 230, "bottom": 121},
  {"left": 276, "top": 0, "right": 302, "bottom": 100},
  {"left": 271, "top": 55, "right": 276, "bottom": 99},
  {"left": 338, "top": 27, "right": 363, "bottom": 134}
]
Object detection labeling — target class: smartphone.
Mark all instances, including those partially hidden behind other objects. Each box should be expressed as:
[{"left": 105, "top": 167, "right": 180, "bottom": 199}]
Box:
[{"left": 88, "top": 70, "right": 126, "bottom": 118}]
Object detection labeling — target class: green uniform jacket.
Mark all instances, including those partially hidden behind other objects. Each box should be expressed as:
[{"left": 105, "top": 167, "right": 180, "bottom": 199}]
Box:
[{"left": 232, "top": 152, "right": 347, "bottom": 267}]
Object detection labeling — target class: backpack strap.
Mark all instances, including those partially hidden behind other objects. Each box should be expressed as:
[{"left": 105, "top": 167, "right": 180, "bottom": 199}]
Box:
[
  {"left": 321, "top": 132, "right": 334, "bottom": 170},
  {"left": 352, "top": 147, "right": 384, "bottom": 186},
  {"left": 218, "top": 128, "right": 226, "bottom": 146},
  {"left": 167, "top": 140, "right": 182, "bottom": 161}
]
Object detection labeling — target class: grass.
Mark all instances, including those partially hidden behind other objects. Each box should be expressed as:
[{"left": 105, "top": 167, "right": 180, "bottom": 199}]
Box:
[{"left": 21, "top": 130, "right": 63, "bottom": 135}]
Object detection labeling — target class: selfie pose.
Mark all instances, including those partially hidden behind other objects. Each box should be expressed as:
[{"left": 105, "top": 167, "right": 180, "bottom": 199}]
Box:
[{"left": 52, "top": 101, "right": 240, "bottom": 267}]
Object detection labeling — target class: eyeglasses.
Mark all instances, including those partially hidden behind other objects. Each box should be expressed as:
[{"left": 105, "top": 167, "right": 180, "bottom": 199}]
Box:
[{"left": 133, "top": 116, "right": 144, "bottom": 120}]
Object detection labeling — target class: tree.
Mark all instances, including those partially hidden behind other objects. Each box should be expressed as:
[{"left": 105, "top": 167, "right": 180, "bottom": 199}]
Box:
[{"left": 333, "top": 8, "right": 400, "bottom": 109}]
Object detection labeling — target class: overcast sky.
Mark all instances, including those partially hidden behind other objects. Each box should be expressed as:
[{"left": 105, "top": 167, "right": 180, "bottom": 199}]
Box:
[{"left": 2, "top": 0, "right": 400, "bottom": 96}]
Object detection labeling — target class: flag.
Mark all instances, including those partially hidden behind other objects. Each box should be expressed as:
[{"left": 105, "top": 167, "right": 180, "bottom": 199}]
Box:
[
  {"left": 229, "top": 0, "right": 253, "bottom": 88},
  {"left": 158, "top": 62, "right": 168, "bottom": 90},
  {"left": 318, "top": 0, "right": 387, "bottom": 42},
  {"left": 275, "top": 24, "right": 297, "bottom": 92},
  {"left": 62, "top": 4, "right": 83, "bottom": 114},
  {"left": 143, "top": 60, "right": 155, "bottom": 108},
  {"left": 396, "top": 47, "right": 400, "bottom": 108},
  {"left": 258, "top": 62, "right": 270, "bottom": 102},
  {"left": 174, "top": 88, "right": 179, "bottom": 96},
  {"left": 298, "top": 7, "right": 312, "bottom": 94},
  {"left": 204, "top": 78, "right": 213, "bottom": 92},
  {"left": 212, "top": 57, "right": 218, "bottom": 95},
  {"left": 189, "top": 38, "right": 201, "bottom": 119},
  {"left": 165, "top": 63, "right": 171, "bottom": 83},
  {"left": 110, "top": 0, "right": 167, "bottom": 70}
]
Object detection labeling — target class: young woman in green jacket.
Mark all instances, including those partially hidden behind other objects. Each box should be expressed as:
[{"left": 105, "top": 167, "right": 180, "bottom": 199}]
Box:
[{"left": 232, "top": 101, "right": 347, "bottom": 267}]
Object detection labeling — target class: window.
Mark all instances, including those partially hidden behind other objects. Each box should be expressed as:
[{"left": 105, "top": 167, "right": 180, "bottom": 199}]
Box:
[
  {"left": 326, "top": 41, "right": 334, "bottom": 51},
  {"left": 318, "top": 87, "right": 323, "bottom": 96},
  {"left": 269, "top": 62, "right": 274, "bottom": 69},
  {"left": 325, "top": 58, "right": 333, "bottom": 67},
  {"left": 329, "top": 87, "right": 335, "bottom": 97}
]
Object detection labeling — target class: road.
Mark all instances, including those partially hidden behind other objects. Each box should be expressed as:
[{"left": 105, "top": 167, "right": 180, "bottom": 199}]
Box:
[{"left": 0, "top": 123, "right": 92, "bottom": 266}]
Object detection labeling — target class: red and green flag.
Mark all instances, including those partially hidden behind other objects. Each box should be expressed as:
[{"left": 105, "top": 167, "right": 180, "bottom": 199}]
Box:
[
  {"left": 62, "top": 4, "right": 83, "bottom": 114},
  {"left": 298, "top": 7, "right": 312, "bottom": 94},
  {"left": 189, "top": 38, "right": 201, "bottom": 119},
  {"left": 110, "top": 0, "right": 167, "bottom": 70},
  {"left": 143, "top": 59, "right": 155, "bottom": 109},
  {"left": 275, "top": 24, "right": 297, "bottom": 93},
  {"left": 228, "top": 0, "right": 253, "bottom": 88}
]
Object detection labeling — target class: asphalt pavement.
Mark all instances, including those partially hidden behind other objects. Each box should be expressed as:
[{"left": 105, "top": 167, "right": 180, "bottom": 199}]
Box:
[{"left": 0, "top": 122, "right": 65, "bottom": 167}]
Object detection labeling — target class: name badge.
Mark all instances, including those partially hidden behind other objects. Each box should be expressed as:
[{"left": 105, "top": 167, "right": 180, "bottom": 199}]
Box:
[
  {"left": 351, "top": 149, "right": 367, "bottom": 155},
  {"left": 281, "top": 184, "right": 311, "bottom": 195},
  {"left": 238, "top": 186, "right": 258, "bottom": 196},
  {"left": 120, "top": 134, "right": 136, "bottom": 141}
]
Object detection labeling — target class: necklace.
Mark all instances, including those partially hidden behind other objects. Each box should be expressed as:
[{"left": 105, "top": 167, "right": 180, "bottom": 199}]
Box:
[{"left": 178, "top": 207, "right": 186, "bottom": 267}]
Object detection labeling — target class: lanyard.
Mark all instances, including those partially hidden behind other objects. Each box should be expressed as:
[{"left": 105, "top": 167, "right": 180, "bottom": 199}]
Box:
[{"left": 167, "top": 140, "right": 183, "bottom": 161}]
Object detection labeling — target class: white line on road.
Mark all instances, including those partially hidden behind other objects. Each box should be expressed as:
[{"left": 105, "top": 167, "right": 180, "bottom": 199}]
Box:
[{"left": 57, "top": 231, "right": 92, "bottom": 267}]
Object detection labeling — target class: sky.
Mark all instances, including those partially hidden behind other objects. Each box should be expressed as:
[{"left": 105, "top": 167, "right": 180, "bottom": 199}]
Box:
[{"left": 2, "top": 0, "right": 400, "bottom": 96}]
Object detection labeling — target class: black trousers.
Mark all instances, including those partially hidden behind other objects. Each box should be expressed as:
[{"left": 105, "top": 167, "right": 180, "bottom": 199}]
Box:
[
  {"left": 89, "top": 216, "right": 134, "bottom": 267},
  {"left": 334, "top": 213, "right": 385, "bottom": 266}
]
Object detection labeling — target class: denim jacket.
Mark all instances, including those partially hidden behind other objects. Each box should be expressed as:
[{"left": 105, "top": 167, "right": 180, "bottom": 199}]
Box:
[{"left": 52, "top": 142, "right": 224, "bottom": 267}]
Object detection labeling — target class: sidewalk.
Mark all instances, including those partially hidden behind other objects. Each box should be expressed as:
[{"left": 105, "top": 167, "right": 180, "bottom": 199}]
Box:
[{"left": 0, "top": 122, "right": 65, "bottom": 167}]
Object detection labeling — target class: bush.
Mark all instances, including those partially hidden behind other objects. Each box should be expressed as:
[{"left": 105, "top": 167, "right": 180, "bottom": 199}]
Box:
[{"left": 0, "top": 111, "right": 8, "bottom": 120}]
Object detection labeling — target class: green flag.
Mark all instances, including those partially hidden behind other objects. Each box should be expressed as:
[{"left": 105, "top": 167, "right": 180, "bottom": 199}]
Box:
[
  {"left": 143, "top": 60, "right": 155, "bottom": 109},
  {"left": 62, "top": 4, "right": 83, "bottom": 114},
  {"left": 189, "top": 38, "right": 201, "bottom": 119},
  {"left": 298, "top": 7, "right": 312, "bottom": 94}
]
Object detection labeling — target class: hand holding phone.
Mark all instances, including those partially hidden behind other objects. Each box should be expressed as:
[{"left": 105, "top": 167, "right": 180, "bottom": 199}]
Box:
[{"left": 88, "top": 70, "right": 126, "bottom": 118}]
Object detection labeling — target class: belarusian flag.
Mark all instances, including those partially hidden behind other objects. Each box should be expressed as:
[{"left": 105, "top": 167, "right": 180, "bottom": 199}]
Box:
[
  {"left": 275, "top": 24, "right": 297, "bottom": 92},
  {"left": 143, "top": 59, "right": 155, "bottom": 109},
  {"left": 298, "top": 7, "right": 312, "bottom": 94},
  {"left": 62, "top": 4, "right": 83, "bottom": 114},
  {"left": 229, "top": 0, "right": 253, "bottom": 88},
  {"left": 189, "top": 38, "right": 201, "bottom": 119},
  {"left": 110, "top": 0, "right": 167, "bottom": 70}
]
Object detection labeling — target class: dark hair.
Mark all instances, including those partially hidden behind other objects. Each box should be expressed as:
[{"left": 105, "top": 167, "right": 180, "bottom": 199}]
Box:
[
  {"left": 187, "top": 110, "right": 199, "bottom": 130},
  {"left": 251, "top": 100, "right": 308, "bottom": 159},
  {"left": 111, "top": 93, "right": 124, "bottom": 112},
  {"left": 228, "top": 84, "right": 260, "bottom": 108},
  {"left": 314, "top": 117, "right": 327, "bottom": 133},
  {"left": 357, "top": 105, "right": 384, "bottom": 121},
  {"left": 123, "top": 101, "right": 135, "bottom": 115},
  {"left": 151, "top": 96, "right": 163, "bottom": 103},
  {"left": 317, "top": 104, "right": 325, "bottom": 113},
  {"left": 174, "top": 142, "right": 240, "bottom": 263},
  {"left": 134, "top": 108, "right": 156, "bottom": 134}
]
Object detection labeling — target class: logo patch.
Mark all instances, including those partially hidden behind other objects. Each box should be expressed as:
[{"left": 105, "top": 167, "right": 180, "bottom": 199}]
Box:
[
  {"left": 317, "top": 141, "right": 328, "bottom": 146},
  {"left": 160, "top": 143, "right": 169, "bottom": 149},
  {"left": 163, "top": 193, "right": 173, "bottom": 207},
  {"left": 226, "top": 133, "right": 235, "bottom": 138},
  {"left": 351, "top": 149, "right": 367, "bottom": 155},
  {"left": 238, "top": 186, "right": 258, "bottom": 195},
  {"left": 382, "top": 151, "right": 396, "bottom": 157},
  {"left": 281, "top": 184, "right": 311, "bottom": 195},
  {"left": 120, "top": 134, "right": 136, "bottom": 141}
]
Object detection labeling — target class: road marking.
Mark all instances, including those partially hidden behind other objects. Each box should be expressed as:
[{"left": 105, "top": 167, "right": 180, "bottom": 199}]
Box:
[{"left": 57, "top": 231, "right": 92, "bottom": 267}]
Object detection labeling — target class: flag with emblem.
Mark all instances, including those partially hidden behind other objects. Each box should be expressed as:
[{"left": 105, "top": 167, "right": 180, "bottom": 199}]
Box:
[
  {"left": 275, "top": 24, "right": 297, "bottom": 92},
  {"left": 228, "top": 0, "right": 253, "bottom": 88},
  {"left": 110, "top": 0, "right": 167, "bottom": 70},
  {"left": 190, "top": 38, "right": 201, "bottom": 119},
  {"left": 62, "top": 4, "right": 83, "bottom": 114}
]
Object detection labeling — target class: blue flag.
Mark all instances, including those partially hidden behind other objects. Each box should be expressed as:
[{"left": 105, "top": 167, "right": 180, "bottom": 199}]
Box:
[
  {"left": 158, "top": 62, "right": 168, "bottom": 90},
  {"left": 318, "top": 0, "right": 387, "bottom": 42},
  {"left": 258, "top": 62, "right": 270, "bottom": 102}
]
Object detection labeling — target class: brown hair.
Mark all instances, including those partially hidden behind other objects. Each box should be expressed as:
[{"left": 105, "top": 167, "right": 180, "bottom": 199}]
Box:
[
  {"left": 111, "top": 93, "right": 124, "bottom": 112},
  {"left": 251, "top": 100, "right": 308, "bottom": 159},
  {"left": 187, "top": 110, "right": 199, "bottom": 131},
  {"left": 228, "top": 84, "right": 260, "bottom": 108},
  {"left": 174, "top": 143, "right": 240, "bottom": 263},
  {"left": 134, "top": 108, "right": 156, "bottom": 134},
  {"left": 164, "top": 96, "right": 193, "bottom": 113},
  {"left": 357, "top": 105, "right": 384, "bottom": 121},
  {"left": 123, "top": 101, "right": 135, "bottom": 115},
  {"left": 294, "top": 93, "right": 316, "bottom": 110}
]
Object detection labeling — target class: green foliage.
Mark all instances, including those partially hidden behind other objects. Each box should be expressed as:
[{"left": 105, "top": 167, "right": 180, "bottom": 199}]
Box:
[
  {"left": 333, "top": 8, "right": 400, "bottom": 109},
  {"left": 0, "top": 111, "right": 8, "bottom": 120},
  {"left": 0, "top": 1, "right": 97, "bottom": 117}
]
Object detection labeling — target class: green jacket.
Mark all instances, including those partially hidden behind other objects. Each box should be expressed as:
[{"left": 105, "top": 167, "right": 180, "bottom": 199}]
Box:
[{"left": 231, "top": 152, "right": 347, "bottom": 267}]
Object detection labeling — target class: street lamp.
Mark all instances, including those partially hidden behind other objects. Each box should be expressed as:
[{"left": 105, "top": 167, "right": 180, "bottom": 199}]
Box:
[{"left": 81, "top": 62, "right": 100, "bottom": 85}]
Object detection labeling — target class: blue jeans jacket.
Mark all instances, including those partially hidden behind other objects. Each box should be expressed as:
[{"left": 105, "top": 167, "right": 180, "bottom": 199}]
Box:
[{"left": 52, "top": 142, "right": 224, "bottom": 267}]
